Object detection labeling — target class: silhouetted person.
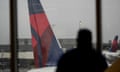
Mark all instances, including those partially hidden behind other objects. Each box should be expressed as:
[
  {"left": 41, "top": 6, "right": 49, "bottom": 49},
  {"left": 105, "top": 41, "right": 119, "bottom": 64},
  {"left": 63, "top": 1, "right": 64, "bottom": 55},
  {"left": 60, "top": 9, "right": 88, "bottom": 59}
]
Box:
[{"left": 56, "top": 29, "right": 108, "bottom": 72}]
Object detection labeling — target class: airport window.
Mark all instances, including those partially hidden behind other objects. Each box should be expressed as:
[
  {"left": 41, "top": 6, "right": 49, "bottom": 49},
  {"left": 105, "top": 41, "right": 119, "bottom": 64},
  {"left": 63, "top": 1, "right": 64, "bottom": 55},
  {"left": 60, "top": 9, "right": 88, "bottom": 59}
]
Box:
[
  {"left": 102, "top": 0, "right": 120, "bottom": 66},
  {"left": 1, "top": 0, "right": 120, "bottom": 72},
  {"left": 0, "top": 0, "right": 10, "bottom": 71},
  {"left": 17, "top": 0, "right": 96, "bottom": 72}
]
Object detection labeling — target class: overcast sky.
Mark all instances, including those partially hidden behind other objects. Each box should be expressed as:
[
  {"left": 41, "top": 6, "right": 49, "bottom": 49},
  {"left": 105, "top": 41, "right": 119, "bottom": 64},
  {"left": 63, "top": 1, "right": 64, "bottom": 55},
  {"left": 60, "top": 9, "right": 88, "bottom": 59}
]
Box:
[{"left": 0, "top": 0, "right": 120, "bottom": 44}]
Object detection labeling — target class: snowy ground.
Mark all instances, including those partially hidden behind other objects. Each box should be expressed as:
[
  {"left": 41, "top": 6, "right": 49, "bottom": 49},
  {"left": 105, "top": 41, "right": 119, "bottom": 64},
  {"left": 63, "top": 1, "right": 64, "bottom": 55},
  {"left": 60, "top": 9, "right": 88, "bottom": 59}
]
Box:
[
  {"left": 102, "top": 50, "right": 120, "bottom": 66},
  {"left": 0, "top": 68, "right": 31, "bottom": 72},
  {"left": 27, "top": 50, "right": 120, "bottom": 72},
  {"left": 27, "top": 66, "right": 56, "bottom": 72},
  {"left": 1, "top": 49, "right": 120, "bottom": 72}
]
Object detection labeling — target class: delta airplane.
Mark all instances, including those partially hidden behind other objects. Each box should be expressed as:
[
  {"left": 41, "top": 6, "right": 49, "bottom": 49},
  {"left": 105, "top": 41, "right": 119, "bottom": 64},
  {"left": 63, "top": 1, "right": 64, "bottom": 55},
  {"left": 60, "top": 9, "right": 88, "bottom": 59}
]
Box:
[
  {"left": 27, "top": 0, "right": 63, "bottom": 71},
  {"left": 1, "top": 0, "right": 120, "bottom": 72},
  {"left": 26, "top": 0, "right": 120, "bottom": 72}
]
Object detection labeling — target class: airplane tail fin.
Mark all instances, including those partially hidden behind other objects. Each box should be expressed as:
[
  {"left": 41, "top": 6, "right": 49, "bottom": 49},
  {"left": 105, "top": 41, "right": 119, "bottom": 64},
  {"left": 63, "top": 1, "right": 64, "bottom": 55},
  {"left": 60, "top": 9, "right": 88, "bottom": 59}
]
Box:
[{"left": 28, "top": 0, "right": 63, "bottom": 68}]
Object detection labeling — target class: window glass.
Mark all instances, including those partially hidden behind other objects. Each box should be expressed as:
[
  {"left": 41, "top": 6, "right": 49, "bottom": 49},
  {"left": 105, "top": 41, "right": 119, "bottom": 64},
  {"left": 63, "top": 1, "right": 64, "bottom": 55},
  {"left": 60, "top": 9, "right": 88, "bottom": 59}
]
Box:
[
  {"left": 0, "top": 0, "right": 10, "bottom": 71},
  {"left": 18, "top": 0, "right": 33, "bottom": 71},
  {"left": 17, "top": 0, "right": 96, "bottom": 72},
  {"left": 102, "top": 0, "right": 120, "bottom": 66}
]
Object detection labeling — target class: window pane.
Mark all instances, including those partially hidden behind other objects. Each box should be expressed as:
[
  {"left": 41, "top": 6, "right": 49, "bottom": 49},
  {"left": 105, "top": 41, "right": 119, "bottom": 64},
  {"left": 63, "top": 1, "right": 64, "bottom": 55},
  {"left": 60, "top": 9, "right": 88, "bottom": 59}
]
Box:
[
  {"left": 18, "top": 0, "right": 34, "bottom": 71},
  {"left": 18, "top": 0, "right": 96, "bottom": 72},
  {"left": 102, "top": 0, "right": 120, "bottom": 66},
  {"left": 0, "top": 0, "right": 10, "bottom": 71}
]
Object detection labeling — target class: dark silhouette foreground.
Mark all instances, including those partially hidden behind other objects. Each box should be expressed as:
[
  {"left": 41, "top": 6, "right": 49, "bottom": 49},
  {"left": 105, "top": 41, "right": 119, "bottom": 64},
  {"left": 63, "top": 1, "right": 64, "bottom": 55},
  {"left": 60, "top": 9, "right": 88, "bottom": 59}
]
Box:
[{"left": 56, "top": 29, "right": 108, "bottom": 72}]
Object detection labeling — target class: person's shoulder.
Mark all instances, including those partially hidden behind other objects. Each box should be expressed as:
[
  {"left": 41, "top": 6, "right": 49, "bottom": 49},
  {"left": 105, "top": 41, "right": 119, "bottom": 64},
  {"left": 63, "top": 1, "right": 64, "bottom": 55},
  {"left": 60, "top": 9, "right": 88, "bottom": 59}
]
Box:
[
  {"left": 59, "top": 48, "right": 76, "bottom": 59},
  {"left": 95, "top": 51, "right": 107, "bottom": 60},
  {"left": 64, "top": 48, "right": 74, "bottom": 54}
]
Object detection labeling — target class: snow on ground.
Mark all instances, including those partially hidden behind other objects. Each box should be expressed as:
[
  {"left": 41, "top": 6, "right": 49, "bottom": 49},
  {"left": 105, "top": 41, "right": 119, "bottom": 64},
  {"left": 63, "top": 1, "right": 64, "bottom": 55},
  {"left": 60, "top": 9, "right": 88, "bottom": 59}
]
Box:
[
  {"left": 102, "top": 50, "right": 120, "bottom": 66},
  {"left": 27, "top": 50, "right": 120, "bottom": 72},
  {"left": 27, "top": 66, "right": 56, "bottom": 72}
]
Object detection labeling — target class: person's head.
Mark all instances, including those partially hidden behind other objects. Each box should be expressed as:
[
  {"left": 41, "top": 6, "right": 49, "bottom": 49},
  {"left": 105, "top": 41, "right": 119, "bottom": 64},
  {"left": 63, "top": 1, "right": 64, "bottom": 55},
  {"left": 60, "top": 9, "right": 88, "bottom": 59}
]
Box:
[
  {"left": 114, "top": 35, "right": 118, "bottom": 40},
  {"left": 77, "top": 28, "right": 92, "bottom": 47}
]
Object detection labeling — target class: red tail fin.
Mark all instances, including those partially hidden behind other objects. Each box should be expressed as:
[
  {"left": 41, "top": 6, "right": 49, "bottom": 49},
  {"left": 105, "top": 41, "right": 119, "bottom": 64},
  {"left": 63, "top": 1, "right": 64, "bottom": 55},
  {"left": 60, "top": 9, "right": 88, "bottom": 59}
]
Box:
[{"left": 28, "top": 0, "right": 63, "bottom": 68}]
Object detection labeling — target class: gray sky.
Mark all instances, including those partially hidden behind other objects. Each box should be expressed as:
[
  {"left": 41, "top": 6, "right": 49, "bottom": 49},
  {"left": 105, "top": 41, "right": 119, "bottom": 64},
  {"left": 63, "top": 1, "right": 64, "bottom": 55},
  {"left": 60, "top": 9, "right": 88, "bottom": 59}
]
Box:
[
  {"left": 17, "top": 0, "right": 95, "bottom": 39},
  {"left": 0, "top": 0, "right": 120, "bottom": 44}
]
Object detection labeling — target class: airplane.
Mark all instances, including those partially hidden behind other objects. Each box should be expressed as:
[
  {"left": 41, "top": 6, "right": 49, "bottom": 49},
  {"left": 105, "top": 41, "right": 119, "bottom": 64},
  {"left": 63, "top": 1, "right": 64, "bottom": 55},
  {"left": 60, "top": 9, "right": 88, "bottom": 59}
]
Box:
[
  {"left": 1, "top": 0, "right": 120, "bottom": 72},
  {"left": 27, "top": 0, "right": 63, "bottom": 68},
  {"left": 26, "top": 0, "right": 120, "bottom": 72}
]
